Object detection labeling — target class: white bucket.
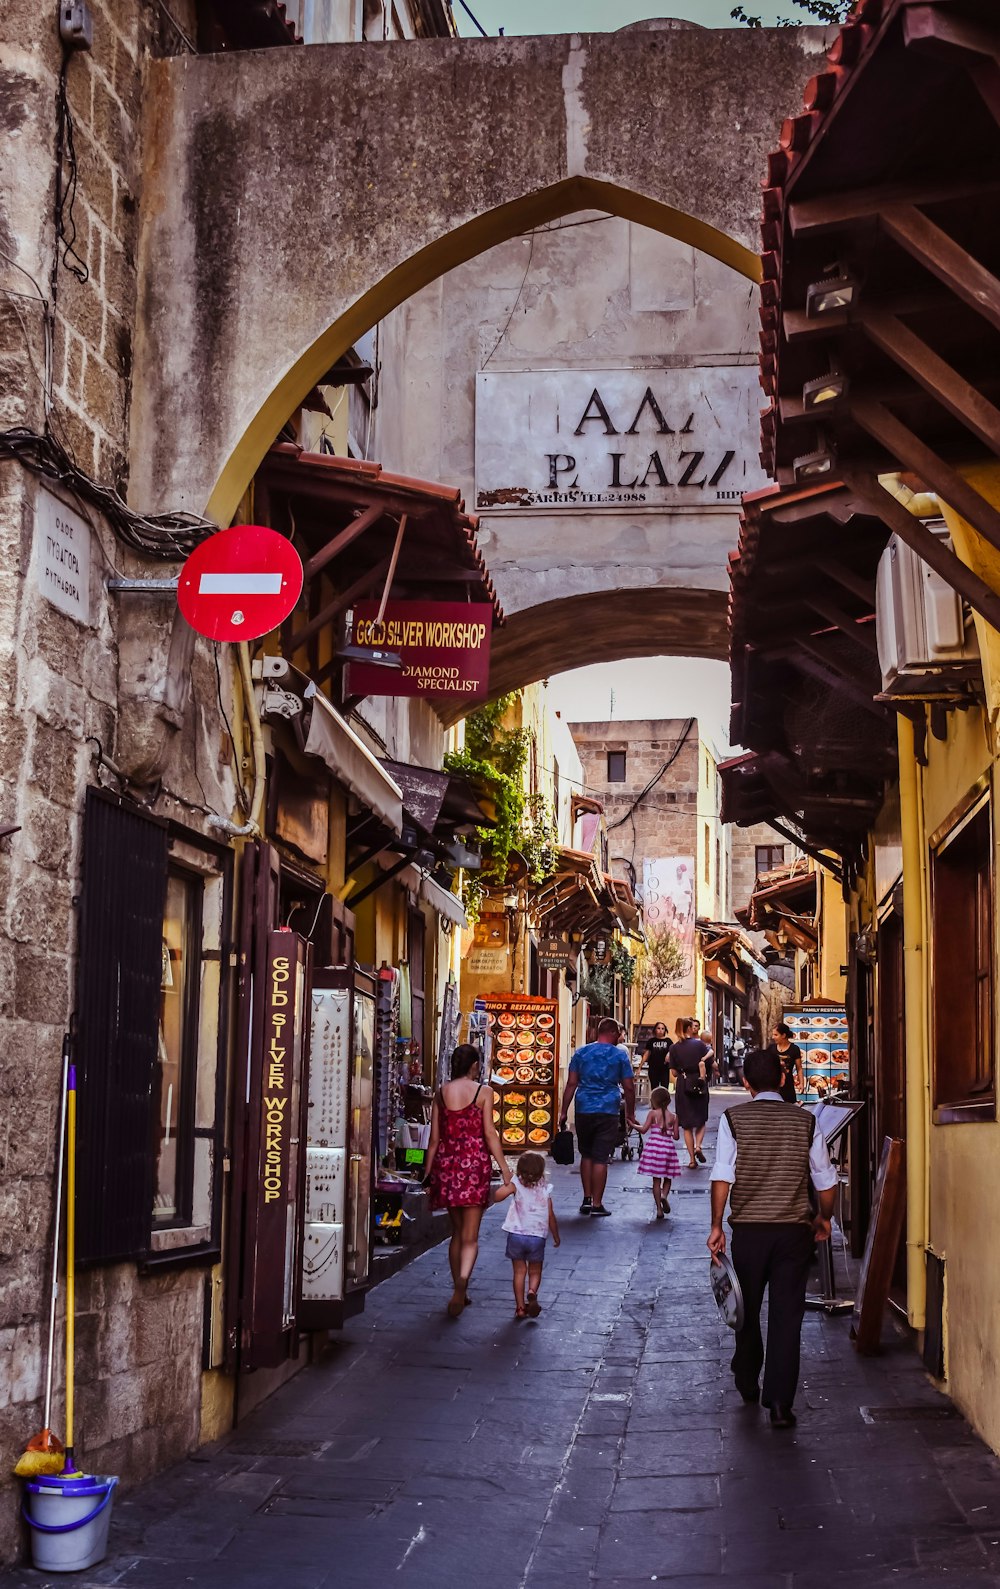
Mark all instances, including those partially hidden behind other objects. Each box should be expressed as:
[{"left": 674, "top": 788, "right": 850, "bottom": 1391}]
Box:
[{"left": 23, "top": 1472, "right": 118, "bottom": 1573}]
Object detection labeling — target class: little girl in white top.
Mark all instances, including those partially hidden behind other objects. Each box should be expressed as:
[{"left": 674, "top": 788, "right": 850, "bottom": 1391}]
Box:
[{"left": 494, "top": 1151, "right": 560, "bottom": 1318}]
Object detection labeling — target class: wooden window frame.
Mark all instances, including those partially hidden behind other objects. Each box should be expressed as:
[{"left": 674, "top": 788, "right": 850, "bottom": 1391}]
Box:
[
  {"left": 755, "top": 843, "right": 785, "bottom": 875},
  {"left": 153, "top": 863, "right": 203, "bottom": 1233},
  {"left": 930, "top": 786, "right": 996, "bottom": 1124},
  {"left": 144, "top": 825, "right": 233, "bottom": 1270}
]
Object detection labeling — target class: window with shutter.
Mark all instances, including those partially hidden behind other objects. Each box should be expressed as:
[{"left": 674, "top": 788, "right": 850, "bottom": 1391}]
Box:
[
  {"left": 931, "top": 797, "right": 994, "bottom": 1119},
  {"left": 76, "top": 790, "right": 169, "bottom": 1265}
]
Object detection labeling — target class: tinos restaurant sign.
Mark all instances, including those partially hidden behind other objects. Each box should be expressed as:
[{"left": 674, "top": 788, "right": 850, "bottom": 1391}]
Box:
[
  {"left": 347, "top": 600, "right": 492, "bottom": 699},
  {"left": 475, "top": 367, "right": 766, "bottom": 512}
]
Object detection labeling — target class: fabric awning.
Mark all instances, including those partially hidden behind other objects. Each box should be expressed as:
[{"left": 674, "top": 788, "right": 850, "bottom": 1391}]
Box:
[
  {"left": 302, "top": 682, "right": 404, "bottom": 836},
  {"left": 399, "top": 864, "right": 468, "bottom": 929},
  {"left": 381, "top": 760, "right": 492, "bottom": 837}
]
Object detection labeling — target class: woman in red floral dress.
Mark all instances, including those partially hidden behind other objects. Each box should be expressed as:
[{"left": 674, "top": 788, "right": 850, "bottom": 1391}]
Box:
[{"left": 426, "top": 1045, "right": 512, "bottom": 1316}]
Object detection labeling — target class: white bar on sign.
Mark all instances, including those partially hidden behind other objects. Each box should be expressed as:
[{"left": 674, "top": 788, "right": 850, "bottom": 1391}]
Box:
[{"left": 198, "top": 572, "right": 283, "bottom": 595}]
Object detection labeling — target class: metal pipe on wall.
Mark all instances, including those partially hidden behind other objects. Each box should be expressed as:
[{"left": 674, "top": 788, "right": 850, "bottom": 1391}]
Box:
[{"left": 898, "top": 710, "right": 929, "bottom": 1332}]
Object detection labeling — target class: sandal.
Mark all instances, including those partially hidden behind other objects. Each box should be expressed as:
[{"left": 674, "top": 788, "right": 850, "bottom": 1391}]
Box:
[
  {"left": 447, "top": 1279, "right": 468, "bottom": 1318},
  {"left": 526, "top": 1291, "right": 541, "bottom": 1318},
  {"left": 514, "top": 1306, "right": 528, "bottom": 1319}
]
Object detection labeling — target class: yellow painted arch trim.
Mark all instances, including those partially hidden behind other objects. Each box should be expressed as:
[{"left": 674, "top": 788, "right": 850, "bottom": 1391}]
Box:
[{"left": 206, "top": 175, "right": 761, "bottom": 528}]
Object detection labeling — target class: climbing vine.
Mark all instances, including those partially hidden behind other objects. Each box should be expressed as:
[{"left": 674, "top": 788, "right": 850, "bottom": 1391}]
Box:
[{"left": 444, "top": 694, "right": 558, "bottom": 919}]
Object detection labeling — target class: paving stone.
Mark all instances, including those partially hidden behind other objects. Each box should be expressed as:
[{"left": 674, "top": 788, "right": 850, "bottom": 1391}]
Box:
[{"left": 8, "top": 1098, "right": 1000, "bottom": 1589}]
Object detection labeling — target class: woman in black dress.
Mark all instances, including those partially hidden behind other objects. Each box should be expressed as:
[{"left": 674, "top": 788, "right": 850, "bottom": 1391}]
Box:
[
  {"left": 641, "top": 1022, "right": 672, "bottom": 1093},
  {"left": 768, "top": 1021, "right": 804, "bottom": 1104},
  {"left": 670, "top": 1018, "right": 713, "bottom": 1168}
]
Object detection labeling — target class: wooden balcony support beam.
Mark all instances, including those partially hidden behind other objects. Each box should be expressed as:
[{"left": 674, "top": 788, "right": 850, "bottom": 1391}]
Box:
[
  {"left": 287, "top": 554, "right": 393, "bottom": 654},
  {"left": 804, "top": 596, "right": 879, "bottom": 655},
  {"left": 860, "top": 310, "right": 1000, "bottom": 459},
  {"left": 850, "top": 394, "right": 1000, "bottom": 554},
  {"left": 903, "top": 5, "right": 1000, "bottom": 125},
  {"left": 304, "top": 503, "right": 384, "bottom": 582},
  {"left": 880, "top": 204, "right": 1000, "bottom": 337},
  {"left": 789, "top": 178, "right": 1000, "bottom": 237},
  {"left": 839, "top": 463, "right": 1000, "bottom": 634}
]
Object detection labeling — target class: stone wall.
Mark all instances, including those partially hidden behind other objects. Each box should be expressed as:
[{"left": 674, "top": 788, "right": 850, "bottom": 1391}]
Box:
[
  {"left": 0, "top": 0, "right": 229, "bottom": 1560},
  {"left": 569, "top": 717, "right": 703, "bottom": 905}
]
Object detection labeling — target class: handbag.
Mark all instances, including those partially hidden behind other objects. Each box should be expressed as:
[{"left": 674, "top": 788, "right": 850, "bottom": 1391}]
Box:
[
  {"left": 686, "top": 1075, "right": 707, "bottom": 1100},
  {"left": 551, "top": 1128, "right": 575, "bottom": 1166}
]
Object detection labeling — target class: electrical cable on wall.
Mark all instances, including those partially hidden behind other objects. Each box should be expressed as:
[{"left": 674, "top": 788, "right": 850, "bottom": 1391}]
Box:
[
  {"left": 0, "top": 426, "right": 217, "bottom": 557},
  {"left": 608, "top": 717, "right": 696, "bottom": 832},
  {"left": 482, "top": 231, "right": 534, "bottom": 369},
  {"left": 53, "top": 57, "right": 89, "bottom": 289}
]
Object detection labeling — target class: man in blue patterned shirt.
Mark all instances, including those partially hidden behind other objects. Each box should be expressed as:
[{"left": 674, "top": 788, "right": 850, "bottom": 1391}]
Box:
[{"left": 559, "top": 1018, "right": 635, "bottom": 1218}]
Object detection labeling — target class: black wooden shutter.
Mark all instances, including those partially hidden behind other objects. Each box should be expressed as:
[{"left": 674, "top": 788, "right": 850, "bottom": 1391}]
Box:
[{"left": 76, "top": 788, "right": 169, "bottom": 1264}]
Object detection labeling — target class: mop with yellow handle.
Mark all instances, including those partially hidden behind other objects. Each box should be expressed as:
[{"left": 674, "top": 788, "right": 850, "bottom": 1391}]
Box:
[
  {"left": 14, "top": 1038, "right": 70, "bottom": 1478},
  {"left": 63, "top": 1056, "right": 81, "bottom": 1476}
]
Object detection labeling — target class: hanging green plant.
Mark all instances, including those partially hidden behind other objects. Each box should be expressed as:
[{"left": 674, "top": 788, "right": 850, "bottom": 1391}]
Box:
[
  {"left": 610, "top": 940, "right": 636, "bottom": 987},
  {"left": 444, "top": 694, "right": 559, "bottom": 919},
  {"left": 580, "top": 964, "right": 614, "bottom": 1015}
]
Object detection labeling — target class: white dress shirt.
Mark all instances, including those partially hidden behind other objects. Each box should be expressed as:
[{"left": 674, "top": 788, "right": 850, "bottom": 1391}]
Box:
[{"left": 712, "top": 1092, "right": 838, "bottom": 1191}]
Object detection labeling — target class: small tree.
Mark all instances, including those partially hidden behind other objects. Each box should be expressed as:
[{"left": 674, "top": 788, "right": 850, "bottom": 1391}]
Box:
[
  {"left": 636, "top": 926, "right": 688, "bottom": 1024},
  {"left": 731, "top": 1, "right": 851, "bottom": 25}
]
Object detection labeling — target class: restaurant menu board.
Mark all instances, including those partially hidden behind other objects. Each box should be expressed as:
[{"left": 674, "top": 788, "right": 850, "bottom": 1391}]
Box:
[
  {"left": 783, "top": 1004, "right": 849, "bottom": 1101},
  {"left": 479, "top": 993, "right": 558, "bottom": 1153}
]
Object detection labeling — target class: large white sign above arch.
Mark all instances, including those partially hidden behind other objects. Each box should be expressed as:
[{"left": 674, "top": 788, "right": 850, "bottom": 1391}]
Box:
[{"left": 475, "top": 367, "right": 767, "bottom": 514}]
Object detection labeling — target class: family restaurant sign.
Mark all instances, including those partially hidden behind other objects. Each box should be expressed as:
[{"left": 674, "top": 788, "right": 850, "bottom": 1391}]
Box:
[
  {"left": 474, "top": 367, "right": 766, "bottom": 512},
  {"left": 347, "top": 599, "right": 492, "bottom": 698}
]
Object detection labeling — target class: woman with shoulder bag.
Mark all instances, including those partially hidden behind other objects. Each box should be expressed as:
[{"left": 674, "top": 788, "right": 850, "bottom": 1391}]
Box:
[{"left": 670, "top": 1018, "right": 713, "bottom": 1169}]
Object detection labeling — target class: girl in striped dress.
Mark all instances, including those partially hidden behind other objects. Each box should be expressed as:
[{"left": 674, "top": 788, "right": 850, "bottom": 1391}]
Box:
[{"left": 637, "top": 1086, "right": 682, "bottom": 1219}]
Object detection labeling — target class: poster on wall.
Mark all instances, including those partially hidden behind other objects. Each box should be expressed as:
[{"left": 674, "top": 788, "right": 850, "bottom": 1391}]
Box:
[{"left": 642, "top": 856, "right": 696, "bottom": 996}]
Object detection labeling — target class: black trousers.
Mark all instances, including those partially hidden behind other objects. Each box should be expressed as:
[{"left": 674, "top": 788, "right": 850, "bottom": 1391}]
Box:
[{"left": 730, "top": 1222, "right": 813, "bottom": 1408}]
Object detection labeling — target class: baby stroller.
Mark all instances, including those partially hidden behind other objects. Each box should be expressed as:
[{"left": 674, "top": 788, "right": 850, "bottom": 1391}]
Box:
[{"left": 618, "top": 1101, "right": 640, "bottom": 1161}]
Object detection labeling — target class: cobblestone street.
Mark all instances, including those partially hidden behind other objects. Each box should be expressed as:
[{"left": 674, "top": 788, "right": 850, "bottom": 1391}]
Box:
[{"left": 8, "top": 1097, "right": 1000, "bottom": 1589}]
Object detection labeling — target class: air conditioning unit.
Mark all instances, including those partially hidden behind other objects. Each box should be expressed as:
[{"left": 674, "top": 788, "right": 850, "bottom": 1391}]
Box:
[{"left": 875, "top": 525, "right": 981, "bottom": 697}]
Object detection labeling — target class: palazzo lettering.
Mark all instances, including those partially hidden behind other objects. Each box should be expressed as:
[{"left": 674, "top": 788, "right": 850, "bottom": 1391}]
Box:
[{"left": 474, "top": 368, "right": 765, "bottom": 511}]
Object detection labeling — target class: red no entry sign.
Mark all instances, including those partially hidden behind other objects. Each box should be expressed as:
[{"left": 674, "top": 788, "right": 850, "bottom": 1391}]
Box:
[{"left": 178, "top": 525, "right": 303, "bottom": 643}]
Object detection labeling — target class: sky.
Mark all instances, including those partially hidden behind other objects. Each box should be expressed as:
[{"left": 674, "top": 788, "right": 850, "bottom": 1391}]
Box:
[
  {"left": 454, "top": 0, "right": 803, "bottom": 36},
  {"left": 546, "top": 657, "right": 732, "bottom": 753}
]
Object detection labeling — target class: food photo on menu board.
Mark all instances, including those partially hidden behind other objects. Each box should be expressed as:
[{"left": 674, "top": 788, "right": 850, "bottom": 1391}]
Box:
[
  {"left": 782, "top": 1005, "right": 850, "bottom": 1100},
  {"left": 478, "top": 995, "right": 558, "bottom": 1152}
]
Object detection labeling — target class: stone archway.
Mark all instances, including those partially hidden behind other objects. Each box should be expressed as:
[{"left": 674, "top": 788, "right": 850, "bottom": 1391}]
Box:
[
  {"left": 129, "top": 25, "right": 829, "bottom": 528},
  {"left": 441, "top": 588, "right": 727, "bottom": 725}
]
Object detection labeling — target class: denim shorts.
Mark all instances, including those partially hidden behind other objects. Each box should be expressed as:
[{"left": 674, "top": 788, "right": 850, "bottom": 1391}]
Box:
[{"left": 505, "top": 1232, "right": 546, "bottom": 1263}]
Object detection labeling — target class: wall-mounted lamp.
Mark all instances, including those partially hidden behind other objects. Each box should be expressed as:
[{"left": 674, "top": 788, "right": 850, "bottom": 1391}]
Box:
[
  {"left": 793, "top": 444, "right": 836, "bottom": 483},
  {"left": 338, "top": 644, "right": 403, "bottom": 670},
  {"left": 806, "top": 272, "right": 859, "bottom": 318},
  {"left": 802, "top": 370, "right": 849, "bottom": 411}
]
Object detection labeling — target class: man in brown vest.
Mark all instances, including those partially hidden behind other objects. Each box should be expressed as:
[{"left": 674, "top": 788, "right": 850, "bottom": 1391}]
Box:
[{"left": 707, "top": 1047, "right": 837, "bottom": 1429}]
